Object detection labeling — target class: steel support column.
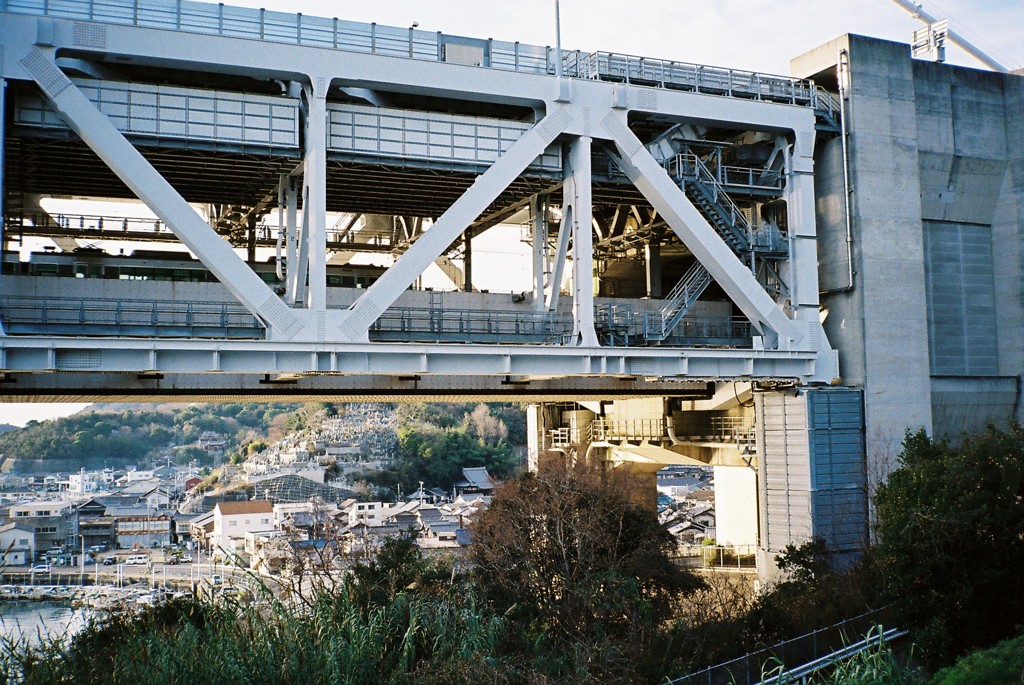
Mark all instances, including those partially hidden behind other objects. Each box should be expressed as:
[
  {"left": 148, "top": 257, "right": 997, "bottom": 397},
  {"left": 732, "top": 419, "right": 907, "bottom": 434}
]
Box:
[
  {"left": 18, "top": 48, "right": 302, "bottom": 340},
  {"left": 304, "top": 84, "right": 328, "bottom": 318},
  {"left": 547, "top": 204, "right": 571, "bottom": 311},
  {"left": 463, "top": 231, "right": 473, "bottom": 292},
  {"left": 337, "top": 108, "right": 574, "bottom": 342},
  {"left": 567, "top": 136, "right": 598, "bottom": 346},
  {"left": 782, "top": 137, "right": 824, "bottom": 326},
  {"left": 531, "top": 194, "right": 547, "bottom": 312},
  {"left": 0, "top": 79, "right": 4, "bottom": 266},
  {"left": 285, "top": 176, "right": 300, "bottom": 305},
  {"left": 600, "top": 111, "right": 801, "bottom": 349},
  {"left": 646, "top": 240, "right": 662, "bottom": 298}
]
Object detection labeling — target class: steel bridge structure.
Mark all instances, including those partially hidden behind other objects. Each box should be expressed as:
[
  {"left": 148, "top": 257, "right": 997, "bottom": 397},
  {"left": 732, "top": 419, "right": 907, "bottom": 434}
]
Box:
[{"left": 0, "top": 0, "right": 839, "bottom": 401}]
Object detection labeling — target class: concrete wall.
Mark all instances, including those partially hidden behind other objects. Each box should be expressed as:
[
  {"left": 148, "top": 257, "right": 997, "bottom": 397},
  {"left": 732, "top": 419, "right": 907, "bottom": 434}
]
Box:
[
  {"left": 794, "top": 35, "right": 1024, "bottom": 466},
  {"left": 712, "top": 465, "right": 757, "bottom": 546}
]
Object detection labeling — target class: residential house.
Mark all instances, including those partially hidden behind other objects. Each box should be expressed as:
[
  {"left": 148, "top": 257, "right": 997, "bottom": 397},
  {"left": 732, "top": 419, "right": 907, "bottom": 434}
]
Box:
[
  {"left": 75, "top": 498, "right": 116, "bottom": 550},
  {"left": 211, "top": 501, "right": 275, "bottom": 559},
  {"left": 0, "top": 522, "right": 35, "bottom": 565},
  {"left": 109, "top": 507, "right": 172, "bottom": 549},
  {"left": 140, "top": 486, "right": 174, "bottom": 510},
  {"left": 188, "top": 509, "right": 216, "bottom": 551},
  {"left": 8, "top": 500, "right": 74, "bottom": 554}
]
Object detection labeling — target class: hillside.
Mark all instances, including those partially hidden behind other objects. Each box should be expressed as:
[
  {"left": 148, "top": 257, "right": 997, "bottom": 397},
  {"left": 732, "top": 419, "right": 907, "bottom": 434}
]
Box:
[
  {"left": 0, "top": 401, "right": 528, "bottom": 487},
  {"left": 0, "top": 402, "right": 301, "bottom": 471}
]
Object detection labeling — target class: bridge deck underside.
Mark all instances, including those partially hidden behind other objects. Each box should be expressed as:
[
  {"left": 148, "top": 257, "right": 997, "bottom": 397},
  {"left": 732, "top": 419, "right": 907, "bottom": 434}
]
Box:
[{"left": 4, "top": 133, "right": 647, "bottom": 225}]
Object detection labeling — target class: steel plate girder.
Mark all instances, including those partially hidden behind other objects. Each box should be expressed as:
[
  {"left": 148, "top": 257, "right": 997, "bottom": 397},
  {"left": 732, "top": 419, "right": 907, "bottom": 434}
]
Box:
[{"left": 0, "top": 336, "right": 818, "bottom": 380}]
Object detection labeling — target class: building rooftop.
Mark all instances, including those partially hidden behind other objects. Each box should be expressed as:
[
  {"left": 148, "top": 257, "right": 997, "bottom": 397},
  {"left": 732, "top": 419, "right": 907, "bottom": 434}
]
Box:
[{"left": 216, "top": 500, "right": 274, "bottom": 516}]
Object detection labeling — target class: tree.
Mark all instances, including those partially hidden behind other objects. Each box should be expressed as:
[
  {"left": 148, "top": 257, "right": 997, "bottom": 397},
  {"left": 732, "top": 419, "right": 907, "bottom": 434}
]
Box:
[
  {"left": 471, "top": 462, "right": 703, "bottom": 644},
  {"left": 874, "top": 426, "right": 1024, "bottom": 667}
]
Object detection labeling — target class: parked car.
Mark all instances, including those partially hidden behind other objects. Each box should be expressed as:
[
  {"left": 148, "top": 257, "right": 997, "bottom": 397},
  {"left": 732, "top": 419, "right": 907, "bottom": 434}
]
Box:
[
  {"left": 30, "top": 564, "right": 50, "bottom": 573},
  {"left": 125, "top": 555, "right": 149, "bottom": 566},
  {"left": 165, "top": 556, "right": 180, "bottom": 565},
  {"left": 180, "top": 554, "right": 194, "bottom": 563},
  {"left": 102, "top": 557, "right": 117, "bottom": 566}
]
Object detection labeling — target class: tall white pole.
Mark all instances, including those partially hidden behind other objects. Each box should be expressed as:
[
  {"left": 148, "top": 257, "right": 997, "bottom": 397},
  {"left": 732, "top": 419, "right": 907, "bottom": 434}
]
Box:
[{"left": 554, "top": 0, "right": 563, "bottom": 78}]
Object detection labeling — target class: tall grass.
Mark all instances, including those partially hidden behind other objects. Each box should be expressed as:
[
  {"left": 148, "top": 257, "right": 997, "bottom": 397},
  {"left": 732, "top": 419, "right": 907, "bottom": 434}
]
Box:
[
  {"left": 758, "top": 627, "right": 922, "bottom": 685},
  {"left": 0, "top": 586, "right": 504, "bottom": 685}
]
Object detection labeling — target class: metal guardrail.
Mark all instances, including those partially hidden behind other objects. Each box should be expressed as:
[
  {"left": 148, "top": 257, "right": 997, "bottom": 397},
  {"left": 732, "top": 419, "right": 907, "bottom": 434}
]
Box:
[
  {"left": 709, "top": 416, "right": 755, "bottom": 445},
  {"left": 668, "top": 153, "right": 788, "bottom": 255},
  {"left": 589, "top": 417, "right": 666, "bottom": 442},
  {"left": 0, "top": 295, "right": 263, "bottom": 337},
  {"left": 677, "top": 544, "right": 757, "bottom": 569},
  {"left": 668, "top": 154, "right": 785, "bottom": 194},
  {"left": 370, "top": 306, "right": 572, "bottom": 345},
  {"left": 2, "top": 0, "right": 831, "bottom": 115},
  {"left": 0, "top": 293, "right": 752, "bottom": 346},
  {"left": 756, "top": 626, "right": 908, "bottom": 685},
  {"left": 662, "top": 608, "right": 897, "bottom": 685},
  {"left": 572, "top": 51, "right": 821, "bottom": 108}
]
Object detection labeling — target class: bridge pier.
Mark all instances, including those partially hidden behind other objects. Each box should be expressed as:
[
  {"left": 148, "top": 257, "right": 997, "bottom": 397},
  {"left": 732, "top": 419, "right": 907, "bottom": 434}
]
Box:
[{"left": 528, "top": 386, "right": 867, "bottom": 581}]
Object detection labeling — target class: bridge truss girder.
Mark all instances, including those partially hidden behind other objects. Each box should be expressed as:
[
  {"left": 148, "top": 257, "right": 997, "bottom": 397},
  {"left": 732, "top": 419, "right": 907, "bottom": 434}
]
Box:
[{"left": 0, "top": 9, "right": 838, "bottom": 395}]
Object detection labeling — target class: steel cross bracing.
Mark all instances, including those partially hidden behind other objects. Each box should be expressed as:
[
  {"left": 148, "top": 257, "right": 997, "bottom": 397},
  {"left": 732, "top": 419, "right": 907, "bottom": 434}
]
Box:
[{"left": 0, "top": 0, "right": 839, "bottom": 397}]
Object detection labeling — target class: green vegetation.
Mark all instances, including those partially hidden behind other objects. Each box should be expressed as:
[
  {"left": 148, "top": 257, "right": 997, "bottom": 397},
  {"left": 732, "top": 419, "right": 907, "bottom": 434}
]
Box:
[
  {"left": 875, "top": 425, "right": 1024, "bottom": 667},
  {"left": 761, "top": 627, "right": 919, "bottom": 685},
  {"left": 364, "top": 403, "right": 524, "bottom": 494},
  {"left": 473, "top": 464, "right": 703, "bottom": 646},
  {"left": 3, "top": 422, "right": 1022, "bottom": 683},
  {"left": 0, "top": 403, "right": 300, "bottom": 466},
  {"left": 929, "top": 633, "right": 1024, "bottom": 685}
]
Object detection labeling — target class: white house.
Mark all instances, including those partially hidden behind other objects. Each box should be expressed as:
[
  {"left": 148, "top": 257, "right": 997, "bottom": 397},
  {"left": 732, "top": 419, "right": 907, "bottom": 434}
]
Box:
[
  {"left": 211, "top": 501, "right": 275, "bottom": 557},
  {"left": 68, "top": 470, "right": 100, "bottom": 495},
  {"left": 0, "top": 522, "right": 36, "bottom": 566}
]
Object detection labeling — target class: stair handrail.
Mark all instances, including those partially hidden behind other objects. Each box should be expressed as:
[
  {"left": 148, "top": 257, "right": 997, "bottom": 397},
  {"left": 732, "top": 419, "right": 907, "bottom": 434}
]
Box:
[
  {"left": 659, "top": 261, "right": 708, "bottom": 318},
  {"left": 687, "top": 153, "right": 751, "bottom": 235}
]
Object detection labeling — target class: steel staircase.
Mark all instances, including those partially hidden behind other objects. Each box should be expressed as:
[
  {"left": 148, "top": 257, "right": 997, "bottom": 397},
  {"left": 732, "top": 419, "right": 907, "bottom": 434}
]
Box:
[
  {"left": 641, "top": 136, "right": 790, "bottom": 341},
  {"left": 645, "top": 260, "right": 713, "bottom": 341},
  {"left": 680, "top": 155, "right": 752, "bottom": 254}
]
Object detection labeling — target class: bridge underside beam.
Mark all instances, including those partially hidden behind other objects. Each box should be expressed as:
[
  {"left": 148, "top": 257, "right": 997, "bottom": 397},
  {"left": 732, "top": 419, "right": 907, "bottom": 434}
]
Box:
[
  {"left": 0, "top": 336, "right": 817, "bottom": 379},
  {"left": 0, "top": 374, "right": 716, "bottom": 403}
]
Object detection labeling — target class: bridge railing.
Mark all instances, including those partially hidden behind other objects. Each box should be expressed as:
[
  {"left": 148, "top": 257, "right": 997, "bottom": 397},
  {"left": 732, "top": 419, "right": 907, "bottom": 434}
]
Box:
[
  {"left": 0, "top": 295, "right": 263, "bottom": 337},
  {"left": 1, "top": 0, "right": 826, "bottom": 112},
  {"left": 369, "top": 306, "right": 573, "bottom": 345}
]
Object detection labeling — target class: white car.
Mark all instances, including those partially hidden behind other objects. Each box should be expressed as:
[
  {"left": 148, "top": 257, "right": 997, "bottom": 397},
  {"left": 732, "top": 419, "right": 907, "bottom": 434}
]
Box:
[{"left": 30, "top": 564, "right": 51, "bottom": 573}]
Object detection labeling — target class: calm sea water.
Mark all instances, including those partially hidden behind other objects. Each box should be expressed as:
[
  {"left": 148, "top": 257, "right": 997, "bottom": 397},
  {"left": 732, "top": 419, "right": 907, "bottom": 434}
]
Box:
[{"left": 0, "top": 602, "right": 94, "bottom": 646}]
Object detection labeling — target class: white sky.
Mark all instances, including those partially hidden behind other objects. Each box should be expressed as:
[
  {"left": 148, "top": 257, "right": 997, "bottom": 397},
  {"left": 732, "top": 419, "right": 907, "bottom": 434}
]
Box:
[{"left": 1, "top": 0, "right": 1021, "bottom": 427}]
